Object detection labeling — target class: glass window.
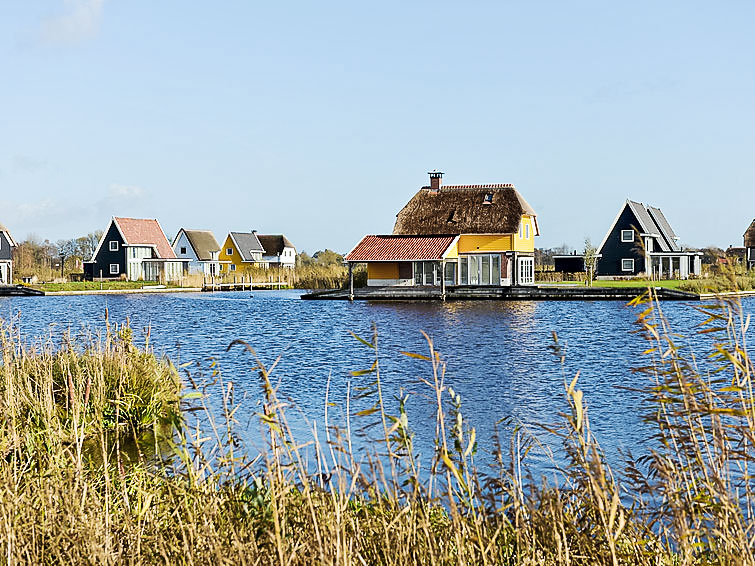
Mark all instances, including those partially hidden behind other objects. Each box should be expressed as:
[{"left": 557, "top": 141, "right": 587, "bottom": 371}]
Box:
[
  {"left": 180, "top": 246, "right": 187, "bottom": 254},
  {"left": 226, "top": 248, "right": 233, "bottom": 255},
  {"left": 622, "top": 258, "right": 634, "bottom": 271},
  {"left": 109, "top": 241, "right": 118, "bottom": 251},
  {"left": 444, "top": 262, "right": 456, "bottom": 285},
  {"left": 230, "top": 264, "right": 237, "bottom": 271},
  {"left": 414, "top": 262, "right": 423, "bottom": 285},
  {"left": 460, "top": 258, "right": 468, "bottom": 285},
  {"left": 469, "top": 256, "right": 479, "bottom": 285},
  {"left": 621, "top": 230, "right": 634, "bottom": 242},
  {"left": 525, "top": 223, "right": 530, "bottom": 239},
  {"left": 491, "top": 255, "right": 501, "bottom": 285},
  {"left": 518, "top": 257, "right": 534, "bottom": 285},
  {"left": 481, "top": 255, "right": 491, "bottom": 285},
  {"left": 109, "top": 263, "right": 119, "bottom": 274},
  {"left": 519, "top": 222, "right": 523, "bottom": 238},
  {"left": 424, "top": 262, "right": 434, "bottom": 285}
]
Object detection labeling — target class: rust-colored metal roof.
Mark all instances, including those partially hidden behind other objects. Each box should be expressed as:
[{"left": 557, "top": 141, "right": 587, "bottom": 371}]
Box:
[
  {"left": 114, "top": 217, "right": 176, "bottom": 259},
  {"left": 345, "top": 235, "right": 456, "bottom": 262}
]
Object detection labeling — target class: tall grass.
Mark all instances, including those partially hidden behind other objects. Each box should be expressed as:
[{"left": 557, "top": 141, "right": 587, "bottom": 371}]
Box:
[{"left": 0, "top": 290, "right": 754, "bottom": 563}]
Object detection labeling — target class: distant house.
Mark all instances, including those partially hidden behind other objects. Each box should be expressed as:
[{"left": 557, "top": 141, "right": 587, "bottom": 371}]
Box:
[
  {"left": 346, "top": 171, "right": 539, "bottom": 287},
  {"left": 596, "top": 200, "right": 701, "bottom": 279},
  {"left": 218, "top": 231, "right": 266, "bottom": 273},
  {"left": 0, "top": 222, "right": 17, "bottom": 285},
  {"left": 257, "top": 234, "right": 296, "bottom": 269},
  {"left": 745, "top": 220, "right": 755, "bottom": 269},
  {"left": 172, "top": 229, "right": 225, "bottom": 276},
  {"left": 84, "top": 217, "right": 186, "bottom": 281}
]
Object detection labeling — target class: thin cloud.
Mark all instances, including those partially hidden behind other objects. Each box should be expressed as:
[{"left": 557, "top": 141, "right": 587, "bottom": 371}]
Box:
[{"left": 40, "top": 0, "right": 105, "bottom": 45}]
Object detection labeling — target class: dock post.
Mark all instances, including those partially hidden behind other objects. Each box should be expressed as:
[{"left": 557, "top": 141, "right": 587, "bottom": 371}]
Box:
[
  {"left": 441, "top": 260, "right": 446, "bottom": 301},
  {"left": 348, "top": 263, "right": 354, "bottom": 301}
]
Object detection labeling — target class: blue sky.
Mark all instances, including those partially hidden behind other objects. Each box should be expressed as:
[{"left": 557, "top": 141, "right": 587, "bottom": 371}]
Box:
[{"left": 1, "top": 1, "right": 754, "bottom": 253}]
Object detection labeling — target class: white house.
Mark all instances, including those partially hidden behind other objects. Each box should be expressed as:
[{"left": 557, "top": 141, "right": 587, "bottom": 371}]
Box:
[
  {"left": 257, "top": 234, "right": 297, "bottom": 269},
  {"left": 172, "top": 229, "right": 226, "bottom": 276}
]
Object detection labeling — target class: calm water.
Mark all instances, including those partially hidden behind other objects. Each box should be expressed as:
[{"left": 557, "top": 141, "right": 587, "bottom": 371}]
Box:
[{"left": 1, "top": 290, "right": 751, "bottom": 474}]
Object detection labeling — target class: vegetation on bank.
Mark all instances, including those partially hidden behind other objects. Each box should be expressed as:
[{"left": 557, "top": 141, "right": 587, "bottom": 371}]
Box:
[
  {"left": 27, "top": 280, "right": 180, "bottom": 292},
  {"left": 2, "top": 287, "right": 755, "bottom": 563}
]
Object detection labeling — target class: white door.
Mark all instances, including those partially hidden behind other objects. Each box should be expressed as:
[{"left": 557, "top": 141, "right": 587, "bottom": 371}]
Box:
[{"left": 517, "top": 257, "right": 535, "bottom": 286}]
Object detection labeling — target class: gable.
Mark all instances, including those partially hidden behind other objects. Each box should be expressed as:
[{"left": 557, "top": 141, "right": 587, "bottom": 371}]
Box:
[
  {"left": 745, "top": 220, "right": 755, "bottom": 248},
  {"left": 173, "top": 230, "right": 199, "bottom": 261}
]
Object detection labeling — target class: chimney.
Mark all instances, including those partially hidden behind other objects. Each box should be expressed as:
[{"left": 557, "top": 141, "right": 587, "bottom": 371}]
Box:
[{"left": 428, "top": 170, "right": 444, "bottom": 191}]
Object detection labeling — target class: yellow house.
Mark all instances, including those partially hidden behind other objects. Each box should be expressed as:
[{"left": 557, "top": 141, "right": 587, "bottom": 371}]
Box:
[
  {"left": 217, "top": 231, "right": 267, "bottom": 273},
  {"left": 345, "top": 172, "right": 539, "bottom": 287}
]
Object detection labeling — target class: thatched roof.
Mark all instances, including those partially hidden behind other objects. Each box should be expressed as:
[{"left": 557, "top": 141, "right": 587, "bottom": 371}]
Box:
[
  {"left": 392, "top": 184, "right": 538, "bottom": 236},
  {"left": 180, "top": 229, "right": 221, "bottom": 261},
  {"left": 257, "top": 235, "right": 295, "bottom": 255},
  {"left": 745, "top": 220, "right": 755, "bottom": 248}
]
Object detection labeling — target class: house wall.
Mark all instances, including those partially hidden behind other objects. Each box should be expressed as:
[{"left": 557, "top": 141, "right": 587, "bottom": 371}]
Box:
[
  {"left": 0, "top": 232, "right": 13, "bottom": 261},
  {"left": 218, "top": 235, "right": 242, "bottom": 273},
  {"left": 458, "top": 234, "right": 513, "bottom": 254},
  {"left": 597, "top": 205, "right": 646, "bottom": 276},
  {"left": 90, "top": 222, "right": 126, "bottom": 279},
  {"left": 513, "top": 216, "right": 536, "bottom": 252},
  {"left": 173, "top": 231, "right": 204, "bottom": 274},
  {"left": 368, "top": 263, "right": 399, "bottom": 280}
]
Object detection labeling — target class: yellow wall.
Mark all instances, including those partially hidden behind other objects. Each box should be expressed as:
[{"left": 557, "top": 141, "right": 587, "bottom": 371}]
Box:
[
  {"left": 218, "top": 235, "right": 244, "bottom": 272},
  {"left": 367, "top": 263, "right": 399, "bottom": 280},
  {"left": 512, "top": 215, "right": 536, "bottom": 252},
  {"left": 444, "top": 241, "right": 459, "bottom": 259},
  {"left": 454, "top": 215, "right": 536, "bottom": 254},
  {"left": 458, "top": 234, "right": 514, "bottom": 254}
]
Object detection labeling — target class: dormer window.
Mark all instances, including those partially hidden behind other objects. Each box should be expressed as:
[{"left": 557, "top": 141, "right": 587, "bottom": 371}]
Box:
[
  {"left": 483, "top": 193, "right": 493, "bottom": 204},
  {"left": 447, "top": 210, "right": 456, "bottom": 223}
]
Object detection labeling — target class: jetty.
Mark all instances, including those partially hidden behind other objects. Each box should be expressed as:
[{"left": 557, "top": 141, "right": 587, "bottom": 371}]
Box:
[
  {"left": 302, "top": 285, "right": 700, "bottom": 301},
  {"left": 0, "top": 285, "right": 44, "bottom": 297}
]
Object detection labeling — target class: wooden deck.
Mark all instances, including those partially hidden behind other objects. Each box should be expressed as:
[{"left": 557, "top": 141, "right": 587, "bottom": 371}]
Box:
[
  {"left": 0, "top": 285, "right": 45, "bottom": 297},
  {"left": 201, "top": 281, "right": 289, "bottom": 292},
  {"left": 302, "top": 285, "right": 700, "bottom": 302}
]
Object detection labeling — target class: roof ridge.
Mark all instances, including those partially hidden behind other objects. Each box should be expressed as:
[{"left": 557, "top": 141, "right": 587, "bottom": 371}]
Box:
[{"left": 433, "top": 183, "right": 516, "bottom": 190}]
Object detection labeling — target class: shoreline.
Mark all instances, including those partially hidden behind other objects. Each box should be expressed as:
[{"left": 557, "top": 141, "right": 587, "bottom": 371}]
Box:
[{"left": 42, "top": 287, "right": 203, "bottom": 296}]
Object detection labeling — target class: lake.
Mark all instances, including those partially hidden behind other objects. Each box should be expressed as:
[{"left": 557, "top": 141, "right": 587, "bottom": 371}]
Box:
[{"left": 1, "top": 290, "right": 750, "bottom": 475}]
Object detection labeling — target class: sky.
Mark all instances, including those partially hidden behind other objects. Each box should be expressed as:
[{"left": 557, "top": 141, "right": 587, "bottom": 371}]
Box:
[{"left": 1, "top": 1, "right": 754, "bottom": 254}]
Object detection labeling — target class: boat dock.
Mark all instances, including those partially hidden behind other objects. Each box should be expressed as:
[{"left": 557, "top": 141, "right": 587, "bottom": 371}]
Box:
[
  {"left": 302, "top": 285, "right": 701, "bottom": 301},
  {"left": 0, "top": 285, "right": 45, "bottom": 297},
  {"left": 201, "top": 281, "right": 288, "bottom": 292}
]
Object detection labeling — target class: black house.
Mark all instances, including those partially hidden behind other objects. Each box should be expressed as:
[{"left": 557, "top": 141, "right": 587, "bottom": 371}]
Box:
[
  {"left": 745, "top": 220, "right": 755, "bottom": 269},
  {"left": 596, "top": 200, "right": 701, "bottom": 279},
  {"left": 0, "top": 222, "right": 17, "bottom": 285},
  {"left": 84, "top": 217, "right": 185, "bottom": 281}
]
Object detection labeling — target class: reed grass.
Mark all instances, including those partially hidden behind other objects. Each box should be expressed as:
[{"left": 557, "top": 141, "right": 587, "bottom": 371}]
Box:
[{"left": 0, "top": 288, "right": 754, "bottom": 564}]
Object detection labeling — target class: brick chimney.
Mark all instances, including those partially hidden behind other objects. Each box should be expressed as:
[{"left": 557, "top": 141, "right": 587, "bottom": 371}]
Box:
[{"left": 428, "top": 171, "right": 444, "bottom": 190}]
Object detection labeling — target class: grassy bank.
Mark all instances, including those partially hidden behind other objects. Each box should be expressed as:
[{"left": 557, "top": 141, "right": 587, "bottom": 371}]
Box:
[
  {"left": 26, "top": 280, "right": 181, "bottom": 292},
  {"left": 1, "top": 292, "right": 755, "bottom": 563}
]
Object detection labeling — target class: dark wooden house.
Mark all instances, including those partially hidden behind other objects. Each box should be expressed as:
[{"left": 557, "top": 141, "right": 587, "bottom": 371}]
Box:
[
  {"left": 745, "top": 220, "right": 755, "bottom": 269},
  {"left": 0, "top": 222, "right": 17, "bottom": 285},
  {"left": 84, "top": 217, "right": 186, "bottom": 281},
  {"left": 596, "top": 200, "right": 701, "bottom": 279}
]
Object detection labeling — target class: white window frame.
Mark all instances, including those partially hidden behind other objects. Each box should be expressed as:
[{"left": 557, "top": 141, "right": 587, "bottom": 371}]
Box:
[
  {"left": 519, "top": 222, "right": 523, "bottom": 238},
  {"left": 180, "top": 246, "right": 187, "bottom": 255},
  {"left": 109, "top": 263, "right": 119, "bottom": 275},
  {"left": 226, "top": 248, "right": 233, "bottom": 255},
  {"left": 621, "top": 230, "right": 634, "bottom": 243},
  {"left": 621, "top": 258, "right": 635, "bottom": 272},
  {"left": 109, "top": 240, "right": 119, "bottom": 251},
  {"left": 230, "top": 264, "right": 236, "bottom": 271},
  {"left": 518, "top": 257, "right": 535, "bottom": 285},
  {"left": 525, "top": 223, "right": 530, "bottom": 239}
]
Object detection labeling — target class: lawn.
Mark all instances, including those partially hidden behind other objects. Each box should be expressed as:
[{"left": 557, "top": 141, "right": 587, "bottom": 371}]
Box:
[
  {"left": 27, "top": 280, "right": 179, "bottom": 292},
  {"left": 543, "top": 279, "right": 686, "bottom": 289}
]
